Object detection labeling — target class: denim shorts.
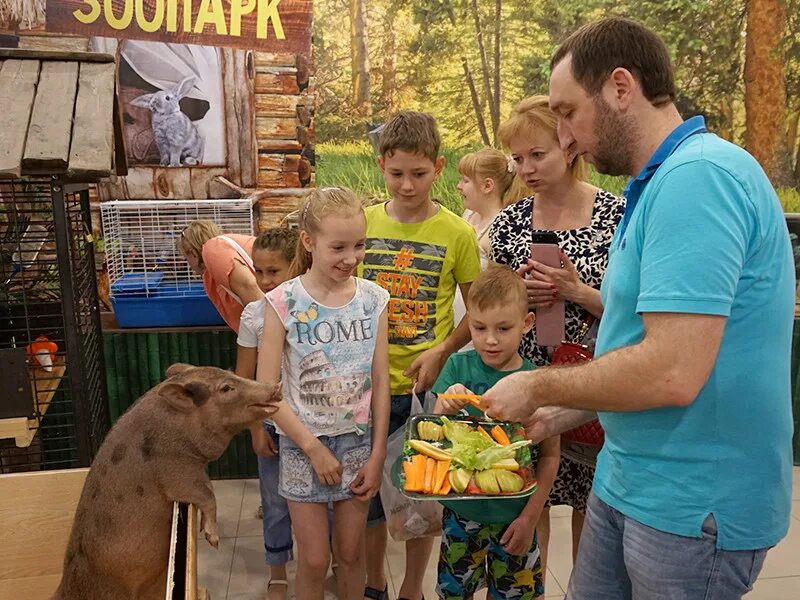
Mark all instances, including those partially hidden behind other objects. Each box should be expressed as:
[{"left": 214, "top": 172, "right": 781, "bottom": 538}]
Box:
[
  {"left": 279, "top": 430, "right": 372, "bottom": 503},
  {"left": 367, "top": 393, "right": 415, "bottom": 526}
]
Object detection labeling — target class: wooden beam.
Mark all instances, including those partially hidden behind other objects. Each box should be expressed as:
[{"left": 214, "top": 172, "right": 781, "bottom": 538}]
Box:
[
  {"left": 22, "top": 60, "right": 79, "bottom": 174},
  {"left": 0, "top": 48, "right": 113, "bottom": 62},
  {"left": 68, "top": 61, "right": 115, "bottom": 180},
  {"left": 0, "top": 59, "right": 40, "bottom": 177},
  {"left": 257, "top": 139, "right": 303, "bottom": 152},
  {"left": 0, "top": 418, "right": 34, "bottom": 448},
  {"left": 222, "top": 49, "right": 257, "bottom": 188},
  {"left": 254, "top": 94, "right": 302, "bottom": 117},
  {"left": 185, "top": 504, "right": 198, "bottom": 600},
  {"left": 112, "top": 90, "right": 129, "bottom": 177}
]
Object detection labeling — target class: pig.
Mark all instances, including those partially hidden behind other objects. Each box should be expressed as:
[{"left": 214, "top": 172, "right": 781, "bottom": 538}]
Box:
[{"left": 53, "top": 363, "right": 281, "bottom": 600}]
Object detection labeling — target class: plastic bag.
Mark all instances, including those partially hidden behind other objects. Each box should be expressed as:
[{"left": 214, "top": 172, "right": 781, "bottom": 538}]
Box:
[{"left": 381, "top": 391, "right": 443, "bottom": 542}]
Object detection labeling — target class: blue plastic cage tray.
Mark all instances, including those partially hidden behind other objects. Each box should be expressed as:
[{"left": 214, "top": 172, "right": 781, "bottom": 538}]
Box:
[
  {"left": 110, "top": 272, "right": 165, "bottom": 296},
  {"left": 111, "top": 280, "right": 225, "bottom": 328}
]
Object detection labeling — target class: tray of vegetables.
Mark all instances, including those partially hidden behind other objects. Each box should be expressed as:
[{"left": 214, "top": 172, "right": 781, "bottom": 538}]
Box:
[{"left": 392, "top": 415, "right": 537, "bottom": 500}]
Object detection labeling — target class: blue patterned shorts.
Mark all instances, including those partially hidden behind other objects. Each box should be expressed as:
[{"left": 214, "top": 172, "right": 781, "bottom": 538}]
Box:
[
  {"left": 437, "top": 508, "right": 544, "bottom": 599},
  {"left": 278, "top": 430, "right": 372, "bottom": 503}
]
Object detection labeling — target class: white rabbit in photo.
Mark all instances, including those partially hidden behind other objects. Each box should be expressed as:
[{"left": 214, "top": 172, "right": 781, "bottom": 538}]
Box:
[{"left": 131, "top": 76, "right": 205, "bottom": 167}]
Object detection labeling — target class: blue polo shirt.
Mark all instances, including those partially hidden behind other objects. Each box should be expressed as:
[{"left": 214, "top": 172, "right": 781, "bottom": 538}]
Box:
[{"left": 594, "top": 116, "right": 795, "bottom": 550}]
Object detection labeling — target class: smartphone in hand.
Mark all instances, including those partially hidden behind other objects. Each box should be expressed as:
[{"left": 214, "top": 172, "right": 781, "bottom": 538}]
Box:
[{"left": 530, "top": 232, "right": 565, "bottom": 346}]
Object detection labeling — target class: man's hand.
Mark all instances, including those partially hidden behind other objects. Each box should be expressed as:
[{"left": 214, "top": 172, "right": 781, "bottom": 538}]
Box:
[
  {"left": 482, "top": 370, "right": 541, "bottom": 422},
  {"left": 522, "top": 406, "right": 598, "bottom": 442},
  {"left": 500, "top": 514, "right": 537, "bottom": 556},
  {"left": 404, "top": 345, "right": 447, "bottom": 392},
  {"left": 307, "top": 443, "right": 343, "bottom": 486},
  {"left": 350, "top": 455, "right": 384, "bottom": 500}
]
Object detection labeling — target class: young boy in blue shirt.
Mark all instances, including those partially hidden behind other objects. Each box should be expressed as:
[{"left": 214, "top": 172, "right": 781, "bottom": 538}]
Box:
[{"left": 432, "top": 266, "right": 560, "bottom": 599}]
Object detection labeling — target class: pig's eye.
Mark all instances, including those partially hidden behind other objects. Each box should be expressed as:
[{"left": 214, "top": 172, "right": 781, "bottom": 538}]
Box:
[{"left": 220, "top": 384, "right": 234, "bottom": 393}]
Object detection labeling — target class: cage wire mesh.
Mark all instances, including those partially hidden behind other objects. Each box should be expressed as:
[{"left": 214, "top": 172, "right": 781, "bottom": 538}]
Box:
[
  {"left": 0, "top": 177, "right": 109, "bottom": 473},
  {"left": 100, "top": 199, "right": 254, "bottom": 299}
]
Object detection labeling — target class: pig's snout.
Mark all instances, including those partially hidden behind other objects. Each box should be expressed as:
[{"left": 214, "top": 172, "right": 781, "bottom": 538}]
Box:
[{"left": 241, "top": 380, "right": 282, "bottom": 416}]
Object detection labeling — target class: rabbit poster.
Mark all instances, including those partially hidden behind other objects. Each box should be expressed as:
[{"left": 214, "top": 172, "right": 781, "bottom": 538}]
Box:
[{"left": 116, "top": 40, "right": 226, "bottom": 167}]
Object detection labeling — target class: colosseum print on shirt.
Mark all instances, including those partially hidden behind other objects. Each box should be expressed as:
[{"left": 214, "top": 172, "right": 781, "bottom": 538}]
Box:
[{"left": 266, "top": 276, "right": 389, "bottom": 437}]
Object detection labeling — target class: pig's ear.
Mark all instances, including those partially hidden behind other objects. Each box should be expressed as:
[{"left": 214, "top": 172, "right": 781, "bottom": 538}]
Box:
[
  {"left": 160, "top": 381, "right": 210, "bottom": 412},
  {"left": 166, "top": 363, "right": 194, "bottom": 378}
]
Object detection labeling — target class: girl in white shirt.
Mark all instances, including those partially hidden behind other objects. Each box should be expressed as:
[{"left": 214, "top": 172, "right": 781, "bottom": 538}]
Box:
[{"left": 254, "top": 187, "right": 390, "bottom": 600}]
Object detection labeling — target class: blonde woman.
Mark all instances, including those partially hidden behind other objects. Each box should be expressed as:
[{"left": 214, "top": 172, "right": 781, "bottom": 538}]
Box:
[{"left": 489, "top": 95, "right": 625, "bottom": 572}]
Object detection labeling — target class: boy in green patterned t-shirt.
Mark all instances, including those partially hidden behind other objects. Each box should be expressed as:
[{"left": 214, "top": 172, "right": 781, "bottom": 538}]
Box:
[{"left": 432, "top": 266, "right": 561, "bottom": 600}]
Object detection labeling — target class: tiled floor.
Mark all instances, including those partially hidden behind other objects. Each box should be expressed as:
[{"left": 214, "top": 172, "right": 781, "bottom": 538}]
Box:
[{"left": 199, "top": 467, "right": 800, "bottom": 599}]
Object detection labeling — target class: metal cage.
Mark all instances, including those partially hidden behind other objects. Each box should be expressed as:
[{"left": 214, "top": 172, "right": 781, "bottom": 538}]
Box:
[
  {"left": 0, "top": 176, "right": 109, "bottom": 473},
  {"left": 99, "top": 199, "right": 254, "bottom": 327}
]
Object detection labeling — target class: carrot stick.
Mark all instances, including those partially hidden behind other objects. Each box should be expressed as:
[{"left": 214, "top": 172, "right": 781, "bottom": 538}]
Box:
[
  {"left": 437, "top": 393, "right": 482, "bottom": 408},
  {"left": 433, "top": 459, "right": 451, "bottom": 494},
  {"left": 411, "top": 454, "right": 426, "bottom": 491},
  {"left": 437, "top": 478, "right": 452, "bottom": 495},
  {"left": 491, "top": 425, "right": 511, "bottom": 446},
  {"left": 403, "top": 460, "right": 419, "bottom": 492},
  {"left": 423, "top": 457, "right": 436, "bottom": 494},
  {"left": 476, "top": 425, "right": 493, "bottom": 441}
]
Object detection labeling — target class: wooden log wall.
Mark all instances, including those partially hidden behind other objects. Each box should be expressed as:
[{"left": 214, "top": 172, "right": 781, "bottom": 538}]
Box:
[{"left": 252, "top": 50, "right": 314, "bottom": 231}]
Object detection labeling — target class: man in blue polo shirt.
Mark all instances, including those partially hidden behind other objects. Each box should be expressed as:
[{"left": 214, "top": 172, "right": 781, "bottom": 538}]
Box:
[{"left": 483, "top": 17, "right": 795, "bottom": 600}]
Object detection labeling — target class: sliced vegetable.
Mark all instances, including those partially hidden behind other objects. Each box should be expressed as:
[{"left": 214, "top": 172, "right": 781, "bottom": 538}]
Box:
[
  {"left": 492, "top": 458, "right": 519, "bottom": 471},
  {"left": 474, "top": 440, "right": 531, "bottom": 471},
  {"left": 423, "top": 457, "right": 436, "bottom": 494},
  {"left": 433, "top": 459, "right": 451, "bottom": 494},
  {"left": 403, "top": 460, "right": 421, "bottom": 492},
  {"left": 448, "top": 468, "right": 472, "bottom": 494},
  {"left": 475, "top": 468, "right": 526, "bottom": 494},
  {"left": 408, "top": 439, "right": 452, "bottom": 461},
  {"left": 491, "top": 425, "right": 511, "bottom": 446},
  {"left": 417, "top": 420, "right": 444, "bottom": 442},
  {"left": 440, "top": 416, "right": 476, "bottom": 442},
  {"left": 475, "top": 469, "right": 501, "bottom": 494},
  {"left": 476, "top": 425, "right": 493, "bottom": 441},
  {"left": 465, "top": 478, "right": 482, "bottom": 495},
  {"left": 410, "top": 454, "right": 427, "bottom": 491},
  {"left": 438, "top": 478, "right": 452, "bottom": 495},
  {"left": 493, "top": 469, "right": 525, "bottom": 493}
]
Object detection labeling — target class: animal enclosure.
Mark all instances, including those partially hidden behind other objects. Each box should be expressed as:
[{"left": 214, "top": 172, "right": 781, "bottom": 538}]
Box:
[
  {"left": 0, "top": 48, "right": 122, "bottom": 473},
  {"left": 0, "top": 178, "right": 111, "bottom": 472},
  {"left": 100, "top": 198, "right": 254, "bottom": 327}
]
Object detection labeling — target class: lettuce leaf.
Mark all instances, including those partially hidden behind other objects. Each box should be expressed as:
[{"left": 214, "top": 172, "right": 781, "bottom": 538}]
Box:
[
  {"left": 474, "top": 440, "right": 532, "bottom": 471},
  {"left": 451, "top": 430, "right": 495, "bottom": 470},
  {"left": 440, "top": 416, "right": 476, "bottom": 443}
]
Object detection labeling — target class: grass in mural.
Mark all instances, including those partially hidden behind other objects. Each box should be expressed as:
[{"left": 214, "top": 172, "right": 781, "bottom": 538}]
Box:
[
  {"left": 317, "top": 141, "right": 800, "bottom": 215},
  {"left": 316, "top": 142, "right": 469, "bottom": 214}
]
